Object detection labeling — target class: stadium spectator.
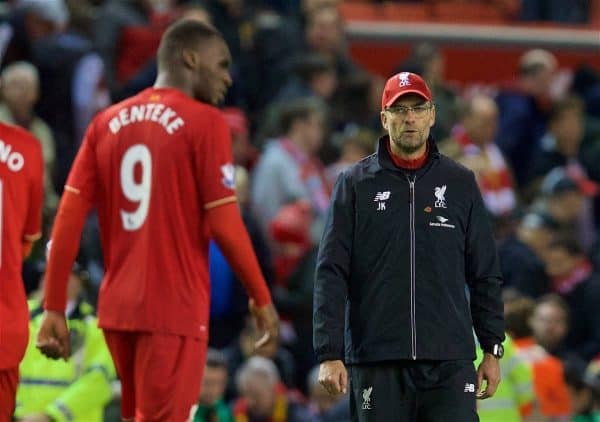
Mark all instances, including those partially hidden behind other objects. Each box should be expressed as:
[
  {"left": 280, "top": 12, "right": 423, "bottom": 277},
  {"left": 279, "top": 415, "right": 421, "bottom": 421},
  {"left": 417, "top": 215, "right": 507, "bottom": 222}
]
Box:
[
  {"left": 256, "top": 53, "right": 337, "bottom": 147},
  {"left": 222, "top": 107, "right": 258, "bottom": 170},
  {"left": 0, "top": 120, "right": 43, "bottom": 421},
  {"left": 325, "top": 127, "right": 376, "bottom": 187},
  {"left": 15, "top": 264, "right": 116, "bottom": 421},
  {"left": 396, "top": 42, "right": 459, "bottom": 142},
  {"left": 330, "top": 71, "right": 385, "bottom": 136},
  {"left": 504, "top": 295, "right": 572, "bottom": 420},
  {"left": 0, "top": 61, "right": 58, "bottom": 217},
  {"left": 251, "top": 97, "right": 330, "bottom": 248},
  {"left": 440, "top": 94, "right": 517, "bottom": 217},
  {"left": 225, "top": 315, "right": 297, "bottom": 394},
  {"left": 314, "top": 72, "right": 505, "bottom": 420},
  {"left": 0, "top": 0, "right": 69, "bottom": 67},
  {"left": 302, "top": 4, "right": 360, "bottom": 84},
  {"left": 543, "top": 233, "right": 600, "bottom": 361},
  {"left": 529, "top": 294, "right": 570, "bottom": 358},
  {"left": 113, "top": 3, "right": 214, "bottom": 102},
  {"left": 497, "top": 212, "right": 556, "bottom": 298},
  {"left": 475, "top": 336, "right": 534, "bottom": 422},
  {"left": 36, "top": 19, "right": 278, "bottom": 420},
  {"left": 275, "top": 53, "right": 337, "bottom": 105},
  {"left": 563, "top": 358, "right": 600, "bottom": 422},
  {"left": 495, "top": 49, "right": 558, "bottom": 187},
  {"left": 189, "top": 349, "right": 234, "bottom": 422},
  {"left": 529, "top": 95, "right": 591, "bottom": 186},
  {"left": 535, "top": 167, "right": 597, "bottom": 253},
  {"left": 92, "top": 0, "right": 178, "bottom": 99},
  {"left": 232, "top": 356, "right": 312, "bottom": 422}
]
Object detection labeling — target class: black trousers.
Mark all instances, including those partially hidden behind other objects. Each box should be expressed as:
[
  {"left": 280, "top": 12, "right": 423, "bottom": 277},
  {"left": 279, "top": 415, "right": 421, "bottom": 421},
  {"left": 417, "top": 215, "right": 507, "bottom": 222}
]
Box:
[{"left": 348, "top": 360, "right": 479, "bottom": 422}]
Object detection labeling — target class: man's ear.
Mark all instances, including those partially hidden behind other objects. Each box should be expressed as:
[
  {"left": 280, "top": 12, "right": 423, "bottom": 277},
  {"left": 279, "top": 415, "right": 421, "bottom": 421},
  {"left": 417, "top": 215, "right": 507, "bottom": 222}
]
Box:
[
  {"left": 380, "top": 111, "right": 388, "bottom": 130},
  {"left": 182, "top": 49, "right": 198, "bottom": 70}
]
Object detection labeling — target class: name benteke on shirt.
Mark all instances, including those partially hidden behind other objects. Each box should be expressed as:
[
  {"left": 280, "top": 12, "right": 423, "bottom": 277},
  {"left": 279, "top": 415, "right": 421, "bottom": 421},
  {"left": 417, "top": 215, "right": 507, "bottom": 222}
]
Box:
[{"left": 108, "top": 103, "right": 185, "bottom": 135}]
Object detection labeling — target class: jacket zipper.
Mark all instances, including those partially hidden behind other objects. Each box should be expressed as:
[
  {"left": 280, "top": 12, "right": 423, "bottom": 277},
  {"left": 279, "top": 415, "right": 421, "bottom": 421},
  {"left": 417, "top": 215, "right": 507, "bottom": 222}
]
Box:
[{"left": 407, "top": 174, "right": 417, "bottom": 360}]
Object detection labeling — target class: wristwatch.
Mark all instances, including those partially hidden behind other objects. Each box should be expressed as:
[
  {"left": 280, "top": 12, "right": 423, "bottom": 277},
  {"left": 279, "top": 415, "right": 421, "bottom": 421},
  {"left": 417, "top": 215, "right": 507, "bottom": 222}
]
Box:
[{"left": 484, "top": 343, "right": 504, "bottom": 359}]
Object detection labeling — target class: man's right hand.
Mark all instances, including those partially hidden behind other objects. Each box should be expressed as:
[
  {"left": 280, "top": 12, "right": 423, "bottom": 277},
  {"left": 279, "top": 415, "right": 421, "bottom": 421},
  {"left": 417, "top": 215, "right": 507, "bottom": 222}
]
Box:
[
  {"left": 249, "top": 300, "right": 280, "bottom": 352},
  {"left": 319, "top": 360, "right": 348, "bottom": 395},
  {"left": 36, "top": 310, "right": 70, "bottom": 361}
]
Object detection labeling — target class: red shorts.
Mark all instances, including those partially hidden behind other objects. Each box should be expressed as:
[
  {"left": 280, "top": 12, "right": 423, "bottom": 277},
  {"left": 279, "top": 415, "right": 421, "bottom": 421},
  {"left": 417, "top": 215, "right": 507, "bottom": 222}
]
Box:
[
  {"left": 0, "top": 367, "right": 18, "bottom": 421},
  {"left": 103, "top": 330, "right": 206, "bottom": 421}
]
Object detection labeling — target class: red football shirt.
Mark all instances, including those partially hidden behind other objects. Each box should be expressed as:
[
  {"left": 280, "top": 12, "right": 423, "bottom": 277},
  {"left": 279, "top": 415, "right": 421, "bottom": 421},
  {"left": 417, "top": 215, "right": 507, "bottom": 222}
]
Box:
[
  {"left": 0, "top": 122, "right": 43, "bottom": 369},
  {"left": 66, "top": 88, "right": 237, "bottom": 339}
]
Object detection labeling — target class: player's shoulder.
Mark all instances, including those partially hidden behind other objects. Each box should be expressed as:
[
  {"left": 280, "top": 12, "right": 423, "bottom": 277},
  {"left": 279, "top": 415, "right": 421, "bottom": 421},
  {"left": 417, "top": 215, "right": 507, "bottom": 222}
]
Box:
[
  {"left": 185, "top": 101, "right": 228, "bottom": 132},
  {"left": 186, "top": 100, "right": 224, "bottom": 120},
  {"left": 0, "top": 121, "right": 42, "bottom": 153}
]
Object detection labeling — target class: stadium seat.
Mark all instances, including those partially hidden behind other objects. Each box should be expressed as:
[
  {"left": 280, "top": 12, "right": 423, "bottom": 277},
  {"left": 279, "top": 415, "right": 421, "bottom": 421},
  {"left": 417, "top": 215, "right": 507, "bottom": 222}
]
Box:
[
  {"left": 379, "top": 3, "right": 431, "bottom": 22},
  {"left": 339, "top": 1, "right": 381, "bottom": 21},
  {"left": 432, "top": 2, "right": 508, "bottom": 24}
]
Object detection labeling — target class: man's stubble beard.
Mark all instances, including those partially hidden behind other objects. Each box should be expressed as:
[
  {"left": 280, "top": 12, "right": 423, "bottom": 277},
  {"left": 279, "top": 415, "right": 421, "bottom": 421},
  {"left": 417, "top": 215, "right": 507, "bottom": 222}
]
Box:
[{"left": 390, "top": 131, "right": 427, "bottom": 155}]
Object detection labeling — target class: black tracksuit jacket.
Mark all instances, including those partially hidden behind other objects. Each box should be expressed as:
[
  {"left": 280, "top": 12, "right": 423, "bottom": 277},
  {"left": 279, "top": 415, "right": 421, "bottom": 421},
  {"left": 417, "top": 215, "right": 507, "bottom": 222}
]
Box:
[{"left": 313, "top": 137, "right": 505, "bottom": 364}]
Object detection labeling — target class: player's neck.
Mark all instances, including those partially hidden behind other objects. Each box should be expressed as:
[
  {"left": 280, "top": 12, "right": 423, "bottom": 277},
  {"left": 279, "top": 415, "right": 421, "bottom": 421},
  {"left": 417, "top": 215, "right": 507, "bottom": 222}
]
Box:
[{"left": 154, "top": 72, "right": 193, "bottom": 98}]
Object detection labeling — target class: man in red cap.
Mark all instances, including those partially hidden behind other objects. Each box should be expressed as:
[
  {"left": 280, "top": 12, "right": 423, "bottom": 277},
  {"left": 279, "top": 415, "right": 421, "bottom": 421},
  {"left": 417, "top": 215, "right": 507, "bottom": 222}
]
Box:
[{"left": 314, "top": 72, "right": 505, "bottom": 421}]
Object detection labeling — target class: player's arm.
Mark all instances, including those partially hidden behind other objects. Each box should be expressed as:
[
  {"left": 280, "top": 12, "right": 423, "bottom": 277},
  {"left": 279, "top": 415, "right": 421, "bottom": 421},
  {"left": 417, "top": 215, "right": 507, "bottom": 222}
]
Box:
[
  {"left": 200, "top": 111, "right": 277, "bottom": 349},
  {"left": 38, "top": 123, "right": 98, "bottom": 360},
  {"left": 43, "top": 190, "right": 92, "bottom": 312}
]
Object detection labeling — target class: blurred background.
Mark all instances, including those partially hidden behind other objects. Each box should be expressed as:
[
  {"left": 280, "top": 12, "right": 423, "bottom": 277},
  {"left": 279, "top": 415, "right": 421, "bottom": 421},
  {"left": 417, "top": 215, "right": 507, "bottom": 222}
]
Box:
[{"left": 2, "top": 0, "right": 599, "bottom": 421}]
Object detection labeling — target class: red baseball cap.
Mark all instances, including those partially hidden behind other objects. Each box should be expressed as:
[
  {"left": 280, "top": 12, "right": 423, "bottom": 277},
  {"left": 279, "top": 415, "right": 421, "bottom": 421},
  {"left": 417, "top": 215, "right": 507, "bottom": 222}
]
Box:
[{"left": 381, "top": 72, "right": 433, "bottom": 110}]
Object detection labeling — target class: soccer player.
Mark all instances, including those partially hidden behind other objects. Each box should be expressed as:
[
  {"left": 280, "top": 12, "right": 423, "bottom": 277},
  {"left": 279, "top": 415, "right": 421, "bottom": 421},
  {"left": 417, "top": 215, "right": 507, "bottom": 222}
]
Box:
[
  {"left": 36, "top": 20, "right": 279, "bottom": 421},
  {"left": 0, "top": 121, "right": 44, "bottom": 419}
]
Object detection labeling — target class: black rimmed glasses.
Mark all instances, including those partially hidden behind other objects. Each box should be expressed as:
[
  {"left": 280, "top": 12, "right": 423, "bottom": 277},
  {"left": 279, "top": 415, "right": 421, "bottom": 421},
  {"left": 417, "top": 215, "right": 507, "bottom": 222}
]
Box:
[{"left": 386, "top": 103, "right": 433, "bottom": 118}]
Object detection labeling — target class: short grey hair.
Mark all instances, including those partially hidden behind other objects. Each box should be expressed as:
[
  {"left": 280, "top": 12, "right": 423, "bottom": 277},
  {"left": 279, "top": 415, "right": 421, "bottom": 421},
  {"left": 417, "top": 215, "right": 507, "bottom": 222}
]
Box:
[
  {"left": 1, "top": 61, "right": 39, "bottom": 85},
  {"left": 235, "top": 356, "right": 280, "bottom": 392}
]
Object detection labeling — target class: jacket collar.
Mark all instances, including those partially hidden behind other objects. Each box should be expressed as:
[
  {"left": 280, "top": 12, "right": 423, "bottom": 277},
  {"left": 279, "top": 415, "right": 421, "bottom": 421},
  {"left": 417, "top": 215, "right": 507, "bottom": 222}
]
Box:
[{"left": 374, "top": 135, "right": 440, "bottom": 175}]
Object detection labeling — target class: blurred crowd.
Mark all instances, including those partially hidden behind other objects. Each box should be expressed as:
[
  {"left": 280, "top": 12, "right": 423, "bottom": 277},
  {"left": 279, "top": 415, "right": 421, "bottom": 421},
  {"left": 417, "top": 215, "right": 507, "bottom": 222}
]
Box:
[{"left": 1, "top": 0, "right": 599, "bottom": 421}]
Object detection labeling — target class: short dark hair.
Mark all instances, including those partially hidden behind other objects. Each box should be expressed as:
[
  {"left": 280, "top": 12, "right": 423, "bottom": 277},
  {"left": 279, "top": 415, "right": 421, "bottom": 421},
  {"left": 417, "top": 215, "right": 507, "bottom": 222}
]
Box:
[
  {"left": 278, "top": 98, "right": 324, "bottom": 135},
  {"left": 504, "top": 295, "right": 535, "bottom": 339},
  {"left": 205, "top": 348, "right": 228, "bottom": 370},
  {"left": 157, "top": 19, "right": 222, "bottom": 71},
  {"left": 291, "top": 54, "right": 335, "bottom": 83}
]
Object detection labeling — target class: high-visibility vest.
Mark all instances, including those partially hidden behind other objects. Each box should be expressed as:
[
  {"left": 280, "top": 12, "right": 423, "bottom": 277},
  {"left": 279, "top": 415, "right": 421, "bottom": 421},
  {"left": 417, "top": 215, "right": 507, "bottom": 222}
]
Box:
[
  {"left": 476, "top": 335, "right": 534, "bottom": 422},
  {"left": 15, "top": 300, "right": 116, "bottom": 422}
]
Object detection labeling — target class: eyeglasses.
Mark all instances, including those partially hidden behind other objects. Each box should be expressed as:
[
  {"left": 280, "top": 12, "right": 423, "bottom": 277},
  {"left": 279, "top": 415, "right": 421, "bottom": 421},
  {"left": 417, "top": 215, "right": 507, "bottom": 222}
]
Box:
[{"left": 386, "top": 103, "right": 432, "bottom": 117}]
